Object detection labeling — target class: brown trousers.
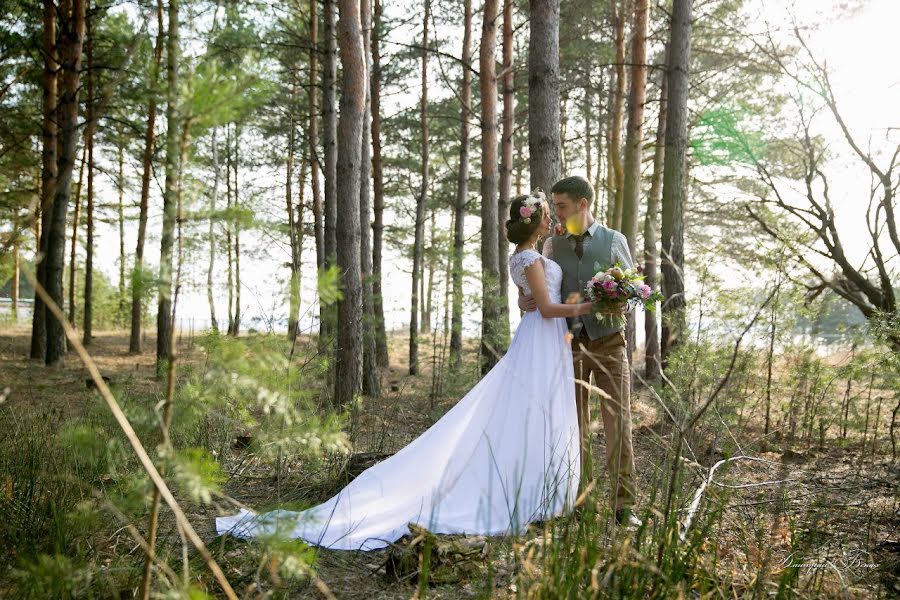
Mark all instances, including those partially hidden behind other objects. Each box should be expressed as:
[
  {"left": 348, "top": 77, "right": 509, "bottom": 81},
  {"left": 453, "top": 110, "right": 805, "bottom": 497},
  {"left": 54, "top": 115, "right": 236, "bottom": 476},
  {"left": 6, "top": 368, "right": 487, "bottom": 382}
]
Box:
[{"left": 572, "top": 330, "right": 637, "bottom": 512}]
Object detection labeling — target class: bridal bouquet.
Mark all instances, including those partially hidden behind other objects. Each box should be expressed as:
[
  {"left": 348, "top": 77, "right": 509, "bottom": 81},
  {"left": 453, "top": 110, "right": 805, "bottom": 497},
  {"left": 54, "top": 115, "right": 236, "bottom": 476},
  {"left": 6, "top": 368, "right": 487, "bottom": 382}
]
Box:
[{"left": 584, "top": 263, "right": 664, "bottom": 325}]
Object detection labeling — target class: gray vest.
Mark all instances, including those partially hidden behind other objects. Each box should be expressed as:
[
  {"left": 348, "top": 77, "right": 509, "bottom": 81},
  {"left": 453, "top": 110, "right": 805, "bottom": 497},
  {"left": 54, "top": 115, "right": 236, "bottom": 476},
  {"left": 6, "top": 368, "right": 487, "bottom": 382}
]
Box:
[{"left": 551, "top": 227, "right": 623, "bottom": 340}]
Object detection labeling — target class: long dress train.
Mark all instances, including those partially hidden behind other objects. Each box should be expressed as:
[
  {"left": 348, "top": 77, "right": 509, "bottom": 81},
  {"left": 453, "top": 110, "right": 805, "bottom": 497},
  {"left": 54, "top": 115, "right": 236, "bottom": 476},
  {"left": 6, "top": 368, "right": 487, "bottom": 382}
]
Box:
[{"left": 215, "top": 249, "right": 580, "bottom": 550}]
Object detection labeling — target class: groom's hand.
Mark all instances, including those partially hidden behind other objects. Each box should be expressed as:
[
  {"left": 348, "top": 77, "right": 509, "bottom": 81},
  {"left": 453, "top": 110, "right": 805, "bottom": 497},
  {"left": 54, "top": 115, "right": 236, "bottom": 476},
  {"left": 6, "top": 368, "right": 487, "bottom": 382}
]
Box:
[{"left": 517, "top": 288, "right": 537, "bottom": 312}]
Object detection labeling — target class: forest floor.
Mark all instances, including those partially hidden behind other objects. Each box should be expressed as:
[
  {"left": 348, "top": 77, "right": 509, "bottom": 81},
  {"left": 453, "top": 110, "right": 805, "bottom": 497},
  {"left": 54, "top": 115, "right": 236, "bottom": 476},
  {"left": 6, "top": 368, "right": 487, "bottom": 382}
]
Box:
[{"left": 0, "top": 323, "right": 897, "bottom": 598}]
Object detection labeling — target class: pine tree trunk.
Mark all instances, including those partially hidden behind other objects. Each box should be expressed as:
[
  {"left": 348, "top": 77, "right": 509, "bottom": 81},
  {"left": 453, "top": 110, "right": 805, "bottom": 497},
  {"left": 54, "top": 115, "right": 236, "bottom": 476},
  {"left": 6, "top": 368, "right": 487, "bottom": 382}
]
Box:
[
  {"left": 226, "top": 125, "right": 234, "bottom": 336},
  {"left": 309, "top": 0, "right": 326, "bottom": 346},
  {"left": 620, "top": 0, "right": 649, "bottom": 371},
  {"left": 207, "top": 125, "right": 219, "bottom": 334},
  {"left": 360, "top": 0, "right": 380, "bottom": 397},
  {"left": 45, "top": 0, "right": 87, "bottom": 367},
  {"left": 608, "top": 0, "right": 626, "bottom": 232},
  {"left": 643, "top": 54, "right": 666, "bottom": 380},
  {"left": 480, "top": 0, "right": 501, "bottom": 375},
  {"left": 322, "top": 0, "right": 338, "bottom": 342},
  {"left": 497, "top": 0, "right": 513, "bottom": 347},
  {"left": 11, "top": 242, "right": 19, "bottom": 318},
  {"left": 334, "top": 0, "right": 366, "bottom": 408},
  {"left": 449, "top": 0, "right": 473, "bottom": 369},
  {"left": 130, "top": 0, "right": 163, "bottom": 353},
  {"left": 68, "top": 144, "right": 86, "bottom": 326},
  {"left": 660, "top": 0, "right": 692, "bottom": 369},
  {"left": 369, "top": 3, "right": 388, "bottom": 368},
  {"left": 31, "top": 0, "right": 58, "bottom": 361},
  {"left": 370, "top": 0, "right": 389, "bottom": 367},
  {"left": 409, "top": 0, "right": 430, "bottom": 375},
  {"left": 528, "top": 0, "right": 561, "bottom": 197},
  {"left": 423, "top": 209, "right": 435, "bottom": 333},
  {"left": 156, "top": 0, "right": 179, "bottom": 374},
  {"left": 287, "top": 67, "right": 300, "bottom": 341},
  {"left": 83, "top": 15, "right": 95, "bottom": 346},
  {"left": 232, "top": 126, "right": 241, "bottom": 336},
  {"left": 117, "top": 139, "right": 126, "bottom": 317}
]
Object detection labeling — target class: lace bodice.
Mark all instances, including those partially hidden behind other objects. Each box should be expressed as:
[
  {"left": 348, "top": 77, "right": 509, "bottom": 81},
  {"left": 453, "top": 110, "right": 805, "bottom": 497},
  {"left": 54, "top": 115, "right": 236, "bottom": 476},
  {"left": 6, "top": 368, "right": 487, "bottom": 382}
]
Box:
[{"left": 509, "top": 249, "right": 563, "bottom": 303}]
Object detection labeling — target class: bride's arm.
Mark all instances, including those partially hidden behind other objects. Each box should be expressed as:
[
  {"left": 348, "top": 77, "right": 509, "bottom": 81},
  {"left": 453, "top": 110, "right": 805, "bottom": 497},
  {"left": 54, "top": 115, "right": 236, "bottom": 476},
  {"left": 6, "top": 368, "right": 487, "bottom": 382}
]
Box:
[{"left": 524, "top": 259, "right": 593, "bottom": 319}]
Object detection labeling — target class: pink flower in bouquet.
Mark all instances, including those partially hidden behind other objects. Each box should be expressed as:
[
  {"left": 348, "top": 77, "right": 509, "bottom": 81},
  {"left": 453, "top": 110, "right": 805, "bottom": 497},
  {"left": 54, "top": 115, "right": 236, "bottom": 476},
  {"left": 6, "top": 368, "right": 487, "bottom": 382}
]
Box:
[
  {"left": 637, "top": 284, "right": 652, "bottom": 300},
  {"left": 601, "top": 280, "right": 618, "bottom": 296}
]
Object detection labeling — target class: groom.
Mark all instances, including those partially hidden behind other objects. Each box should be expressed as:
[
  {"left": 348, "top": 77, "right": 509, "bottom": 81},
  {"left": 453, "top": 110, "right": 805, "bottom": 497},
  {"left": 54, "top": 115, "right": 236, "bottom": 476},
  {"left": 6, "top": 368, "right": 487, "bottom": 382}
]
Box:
[{"left": 518, "top": 175, "right": 641, "bottom": 528}]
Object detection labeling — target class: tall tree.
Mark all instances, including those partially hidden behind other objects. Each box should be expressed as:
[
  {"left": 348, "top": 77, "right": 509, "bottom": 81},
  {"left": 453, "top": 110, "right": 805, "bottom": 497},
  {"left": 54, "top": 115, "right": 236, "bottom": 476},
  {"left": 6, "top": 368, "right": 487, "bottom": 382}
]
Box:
[
  {"left": 83, "top": 9, "right": 95, "bottom": 345},
  {"left": 528, "top": 0, "right": 561, "bottom": 196},
  {"left": 408, "top": 0, "right": 430, "bottom": 376},
  {"left": 30, "top": 0, "right": 58, "bottom": 361},
  {"left": 156, "top": 0, "right": 180, "bottom": 373},
  {"left": 620, "top": 0, "right": 649, "bottom": 368},
  {"left": 607, "top": 0, "right": 626, "bottom": 231},
  {"left": 450, "top": 0, "right": 473, "bottom": 368},
  {"left": 644, "top": 51, "right": 667, "bottom": 380},
  {"left": 660, "top": 0, "right": 692, "bottom": 368},
  {"left": 480, "top": 0, "right": 501, "bottom": 374},
  {"left": 322, "top": 0, "right": 338, "bottom": 343},
  {"left": 359, "top": 0, "right": 380, "bottom": 397},
  {"left": 45, "top": 0, "right": 87, "bottom": 366},
  {"left": 68, "top": 146, "right": 86, "bottom": 326},
  {"left": 309, "top": 0, "right": 326, "bottom": 345},
  {"left": 370, "top": 0, "right": 389, "bottom": 367},
  {"left": 130, "top": 0, "right": 164, "bottom": 353},
  {"left": 497, "top": 0, "right": 513, "bottom": 345},
  {"left": 334, "top": 0, "right": 366, "bottom": 407},
  {"left": 287, "top": 66, "right": 301, "bottom": 341}
]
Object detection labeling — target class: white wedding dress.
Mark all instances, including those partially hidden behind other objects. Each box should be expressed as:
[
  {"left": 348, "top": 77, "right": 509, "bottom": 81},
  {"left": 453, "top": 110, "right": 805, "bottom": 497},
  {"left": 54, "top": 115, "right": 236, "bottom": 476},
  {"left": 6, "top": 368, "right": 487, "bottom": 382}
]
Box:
[{"left": 216, "top": 249, "right": 580, "bottom": 550}]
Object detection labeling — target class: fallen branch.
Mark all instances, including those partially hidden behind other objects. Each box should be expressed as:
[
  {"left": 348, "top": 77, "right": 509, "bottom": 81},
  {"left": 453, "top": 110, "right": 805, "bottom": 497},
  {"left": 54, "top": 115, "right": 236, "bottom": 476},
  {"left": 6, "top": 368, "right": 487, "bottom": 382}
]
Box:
[{"left": 679, "top": 454, "right": 798, "bottom": 542}]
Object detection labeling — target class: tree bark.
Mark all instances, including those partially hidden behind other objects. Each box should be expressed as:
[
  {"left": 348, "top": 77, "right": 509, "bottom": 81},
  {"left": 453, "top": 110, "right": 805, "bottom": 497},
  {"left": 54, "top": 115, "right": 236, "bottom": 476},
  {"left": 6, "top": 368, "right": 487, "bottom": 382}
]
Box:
[
  {"left": 117, "top": 138, "right": 126, "bottom": 316},
  {"left": 450, "top": 0, "right": 473, "bottom": 369},
  {"left": 322, "top": 0, "right": 338, "bottom": 343},
  {"left": 45, "top": 0, "right": 87, "bottom": 367},
  {"left": 31, "top": 0, "right": 58, "bottom": 361},
  {"left": 620, "top": 0, "right": 649, "bottom": 371},
  {"left": 480, "top": 0, "right": 501, "bottom": 375},
  {"left": 231, "top": 126, "right": 241, "bottom": 336},
  {"left": 661, "top": 0, "right": 692, "bottom": 369},
  {"left": 408, "top": 0, "right": 430, "bottom": 375},
  {"left": 607, "top": 0, "right": 626, "bottom": 232},
  {"left": 207, "top": 125, "right": 219, "bottom": 334},
  {"left": 309, "top": 0, "right": 326, "bottom": 346},
  {"left": 287, "top": 67, "right": 300, "bottom": 341},
  {"left": 83, "top": 13, "right": 95, "bottom": 346},
  {"left": 497, "top": 0, "right": 514, "bottom": 347},
  {"left": 643, "top": 52, "right": 666, "bottom": 380},
  {"left": 130, "top": 0, "right": 164, "bottom": 353},
  {"left": 370, "top": 0, "right": 389, "bottom": 367},
  {"left": 360, "top": 0, "right": 380, "bottom": 397},
  {"left": 68, "top": 144, "right": 86, "bottom": 327},
  {"left": 528, "top": 0, "right": 561, "bottom": 197},
  {"left": 156, "top": 0, "right": 179, "bottom": 374},
  {"left": 334, "top": 0, "right": 366, "bottom": 408}
]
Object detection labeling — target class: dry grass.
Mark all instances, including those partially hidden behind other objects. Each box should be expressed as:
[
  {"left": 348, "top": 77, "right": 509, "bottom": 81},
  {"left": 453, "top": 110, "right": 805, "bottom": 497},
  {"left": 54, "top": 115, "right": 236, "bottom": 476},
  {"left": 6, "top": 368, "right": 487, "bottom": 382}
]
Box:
[{"left": 1, "top": 323, "right": 897, "bottom": 598}]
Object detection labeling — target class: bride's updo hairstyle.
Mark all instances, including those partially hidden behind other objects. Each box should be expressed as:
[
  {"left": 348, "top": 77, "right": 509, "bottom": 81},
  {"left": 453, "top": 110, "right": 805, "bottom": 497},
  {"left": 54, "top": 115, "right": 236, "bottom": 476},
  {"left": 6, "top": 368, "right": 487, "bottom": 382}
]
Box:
[{"left": 505, "top": 189, "right": 545, "bottom": 244}]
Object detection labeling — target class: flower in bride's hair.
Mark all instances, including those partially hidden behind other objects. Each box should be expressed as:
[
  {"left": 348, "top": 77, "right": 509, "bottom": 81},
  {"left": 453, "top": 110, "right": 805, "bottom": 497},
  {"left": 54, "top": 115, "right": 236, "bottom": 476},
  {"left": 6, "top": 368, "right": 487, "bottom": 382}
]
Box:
[
  {"left": 519, "top": 205, "right": 533, "bottom": 218},
  {"left": 522, "top": 217, "right": 531, "bottom": 224}
]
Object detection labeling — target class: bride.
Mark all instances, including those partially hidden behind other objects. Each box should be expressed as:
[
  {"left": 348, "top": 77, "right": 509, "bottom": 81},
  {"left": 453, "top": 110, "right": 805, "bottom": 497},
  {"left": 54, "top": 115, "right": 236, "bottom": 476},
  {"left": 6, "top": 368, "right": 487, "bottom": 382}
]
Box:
[{"left": 216, "top": 190, "right": 596, "bottom": 551}]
